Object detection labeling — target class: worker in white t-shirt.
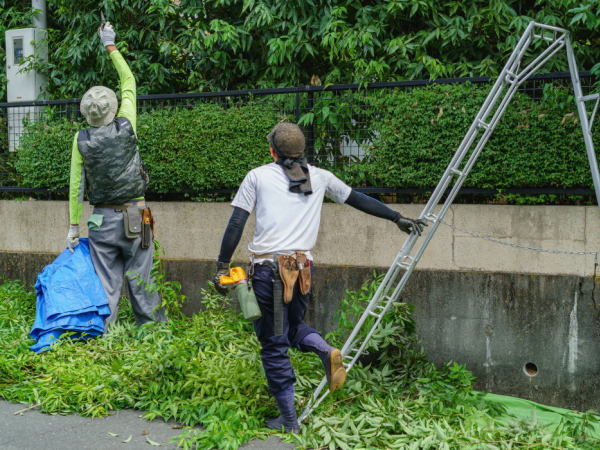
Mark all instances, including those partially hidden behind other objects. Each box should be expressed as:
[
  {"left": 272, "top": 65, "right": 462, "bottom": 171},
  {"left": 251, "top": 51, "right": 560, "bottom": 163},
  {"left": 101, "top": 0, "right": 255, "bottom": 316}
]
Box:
[{"left": 215, "top": 122, "right": 426, "bottom": 433}]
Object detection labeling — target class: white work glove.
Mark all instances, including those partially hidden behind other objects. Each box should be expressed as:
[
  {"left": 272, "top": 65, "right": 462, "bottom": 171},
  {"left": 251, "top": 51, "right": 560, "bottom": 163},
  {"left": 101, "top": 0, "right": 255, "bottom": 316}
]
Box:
[
  {"left": 66, "top": 225, "right": 80, "bottom": 253},
  {"left": 98, "top": 22, "right": 116, "bottom": 47}
]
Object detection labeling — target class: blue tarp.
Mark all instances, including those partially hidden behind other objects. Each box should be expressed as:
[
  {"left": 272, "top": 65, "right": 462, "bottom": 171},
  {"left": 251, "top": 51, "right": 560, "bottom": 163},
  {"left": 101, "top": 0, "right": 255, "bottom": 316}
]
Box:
[{"left": 30, "top": 238, "right": 110, "bottom": 353}]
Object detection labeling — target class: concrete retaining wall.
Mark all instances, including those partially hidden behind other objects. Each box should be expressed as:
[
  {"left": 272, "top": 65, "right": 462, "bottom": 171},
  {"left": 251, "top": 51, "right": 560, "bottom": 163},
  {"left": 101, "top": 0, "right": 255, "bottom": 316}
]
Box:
[
  {"left": 1, "top": 200, "right": 599, "bottom": 410},
  {"left": 1, "top": 200, "right": 599, "bottom": 275}
]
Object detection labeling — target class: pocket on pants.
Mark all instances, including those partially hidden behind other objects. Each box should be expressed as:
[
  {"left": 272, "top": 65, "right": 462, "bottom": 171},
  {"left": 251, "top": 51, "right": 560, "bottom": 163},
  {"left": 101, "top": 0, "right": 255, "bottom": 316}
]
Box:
[{"left": 123, "top": 206, "right": 142, "bottom": 239}]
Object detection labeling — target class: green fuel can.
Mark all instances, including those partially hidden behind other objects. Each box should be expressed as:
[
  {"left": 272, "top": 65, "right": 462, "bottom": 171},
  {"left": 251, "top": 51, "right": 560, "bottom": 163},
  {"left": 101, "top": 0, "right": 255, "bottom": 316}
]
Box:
[{"left": 234, "top": 280, "right": 262, "bottom": 321}]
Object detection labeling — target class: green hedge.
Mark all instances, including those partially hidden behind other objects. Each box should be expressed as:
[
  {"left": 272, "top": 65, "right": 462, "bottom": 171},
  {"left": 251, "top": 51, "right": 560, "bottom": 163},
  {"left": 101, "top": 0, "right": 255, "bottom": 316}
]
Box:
[
  {"left": 14, "top": 86, "right": 599, "bottom": 199},
  {"left": 16, "top": 102, "right": 279, "bottom": 193},
  {"left": 138, "top": 103, "right": 277, "bottom": 192},
  {"left": 363, "top": 84, "right": 598, "bottom": 190},
  {"left": 15, "top": 119, "right": 79, "bottom": 190}
]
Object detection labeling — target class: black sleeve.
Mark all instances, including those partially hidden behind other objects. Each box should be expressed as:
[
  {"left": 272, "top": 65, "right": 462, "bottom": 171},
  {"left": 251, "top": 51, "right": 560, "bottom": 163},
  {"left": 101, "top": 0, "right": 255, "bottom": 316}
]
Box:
[
  {"left": 345, "top": 190, "right": 400, "bottom": 221},
  {"left": 217, "top": 207, "right": 250, "bottom": 263}
]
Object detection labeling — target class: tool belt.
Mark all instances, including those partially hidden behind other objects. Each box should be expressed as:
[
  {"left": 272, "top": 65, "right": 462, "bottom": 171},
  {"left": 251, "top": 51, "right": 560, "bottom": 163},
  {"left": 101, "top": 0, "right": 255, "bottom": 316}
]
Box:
[
  {"left": 277, "top": 252, "right": 311, "bottom": 302},
  {"left": 95, "top": 200, "right": 146, "bottom": 209},
  {"left": 95, "top": 201, "right": 154, "bottom": 249},
  {"left": 253, "top": 251, "right": 312, "bottom": 336}
]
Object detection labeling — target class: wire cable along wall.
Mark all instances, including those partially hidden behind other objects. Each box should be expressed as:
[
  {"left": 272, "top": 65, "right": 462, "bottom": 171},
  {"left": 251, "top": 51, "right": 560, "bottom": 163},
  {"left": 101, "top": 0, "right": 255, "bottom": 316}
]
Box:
[{"left": 298, "top": 22, "right": 600, "bottom": 422}]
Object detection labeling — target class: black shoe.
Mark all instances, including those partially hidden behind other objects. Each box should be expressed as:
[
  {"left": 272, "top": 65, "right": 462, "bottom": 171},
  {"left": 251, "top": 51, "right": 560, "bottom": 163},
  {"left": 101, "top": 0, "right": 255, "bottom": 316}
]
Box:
[{"left": 266, "top": 415, "right": 300, "bottom": 433}]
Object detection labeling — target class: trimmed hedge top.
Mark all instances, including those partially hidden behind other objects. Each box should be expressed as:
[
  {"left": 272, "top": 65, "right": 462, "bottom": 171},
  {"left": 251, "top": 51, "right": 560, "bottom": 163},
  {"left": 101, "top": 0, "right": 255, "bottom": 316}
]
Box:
[
  {"left": 16, "top": 102, "right": 279, "bottom": 194},
  {"left": 14, "top": 86, "right": 599, "bottom": 202},
  {"left": 364, "top": 83, "right": 597, "bottom": 190}
]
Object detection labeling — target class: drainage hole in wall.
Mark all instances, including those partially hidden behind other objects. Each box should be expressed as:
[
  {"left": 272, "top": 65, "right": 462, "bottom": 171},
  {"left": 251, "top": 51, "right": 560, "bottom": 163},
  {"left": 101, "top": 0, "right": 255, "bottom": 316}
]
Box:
[{"left": 523, "top": 362, "right": 538, "bottom": 377}]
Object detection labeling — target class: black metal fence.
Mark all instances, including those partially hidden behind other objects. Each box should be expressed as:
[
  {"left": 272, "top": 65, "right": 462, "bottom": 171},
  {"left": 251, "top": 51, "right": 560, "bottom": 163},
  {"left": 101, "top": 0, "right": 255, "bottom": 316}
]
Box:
[{"left": 0, "top": 71, "right": 596, "bottom": 197}]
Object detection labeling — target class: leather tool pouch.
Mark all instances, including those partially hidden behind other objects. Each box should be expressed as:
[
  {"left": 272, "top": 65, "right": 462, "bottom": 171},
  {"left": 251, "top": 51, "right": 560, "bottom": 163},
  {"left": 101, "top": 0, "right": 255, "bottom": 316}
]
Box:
[
  {"left": 141, "top": 207, "right": 154, "bottom": 249},
  {"left": 296, "top": 253, "right": 311, "bottom": 295},
  {"left": 277, "top": 252, "right": 312, "bottom": 303},
  {"left": 123, "top": 206, "right": 142, "bottom": 240}
]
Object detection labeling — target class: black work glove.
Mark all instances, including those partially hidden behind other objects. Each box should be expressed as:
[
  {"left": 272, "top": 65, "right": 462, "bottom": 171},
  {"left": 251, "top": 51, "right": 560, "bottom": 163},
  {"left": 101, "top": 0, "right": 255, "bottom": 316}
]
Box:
[
  {"left": 213, "top": 261, "right": 230, "bottom": 296},
  {"left": 394, "top": 214, "right": 428, "bottom": 236}
]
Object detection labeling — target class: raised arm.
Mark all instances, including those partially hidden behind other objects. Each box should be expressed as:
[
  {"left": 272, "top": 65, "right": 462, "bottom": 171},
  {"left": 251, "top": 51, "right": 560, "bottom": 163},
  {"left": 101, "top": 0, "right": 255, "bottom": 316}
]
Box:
[{"left": 99, "top": 23, "right": 137, "bottom": 132}]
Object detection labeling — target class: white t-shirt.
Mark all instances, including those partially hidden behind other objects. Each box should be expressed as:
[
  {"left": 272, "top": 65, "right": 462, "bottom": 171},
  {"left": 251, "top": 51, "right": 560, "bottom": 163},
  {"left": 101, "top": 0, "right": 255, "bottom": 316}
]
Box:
[{"left": 231, "top": 162, "right": 352, "bottom": 256}]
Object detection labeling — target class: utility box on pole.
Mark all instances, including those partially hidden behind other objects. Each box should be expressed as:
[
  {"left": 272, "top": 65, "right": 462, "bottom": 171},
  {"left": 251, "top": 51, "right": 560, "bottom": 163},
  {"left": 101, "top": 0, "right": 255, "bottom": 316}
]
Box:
[{"left": 5, "top": 27, "right": 47, "bottom": 151}]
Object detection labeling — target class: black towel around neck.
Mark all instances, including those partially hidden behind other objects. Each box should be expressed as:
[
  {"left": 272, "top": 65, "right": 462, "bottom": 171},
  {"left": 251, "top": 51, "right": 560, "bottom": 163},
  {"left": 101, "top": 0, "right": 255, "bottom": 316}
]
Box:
[{"left": 276, "top": 157, "right": 313, "bottom": 195}]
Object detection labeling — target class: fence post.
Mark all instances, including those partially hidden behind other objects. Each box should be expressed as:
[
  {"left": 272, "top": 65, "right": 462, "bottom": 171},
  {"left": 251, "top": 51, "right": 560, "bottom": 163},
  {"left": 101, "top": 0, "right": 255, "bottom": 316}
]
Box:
[
  {"left": 294, "top": 92, "right": 301, "bottom": 123},
  {"left": 306, "top": 91, "right": 315, "bottom": 163}
]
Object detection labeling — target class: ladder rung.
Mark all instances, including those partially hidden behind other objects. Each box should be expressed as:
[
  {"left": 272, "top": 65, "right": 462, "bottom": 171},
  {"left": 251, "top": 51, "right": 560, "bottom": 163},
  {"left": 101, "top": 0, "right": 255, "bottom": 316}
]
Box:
[
  {"left": 368, "top": 311, "right": 382, "bottom": 319},
  {"left": 425, "top": 213, "right": 438, "bottom": 222},
  {"left": 504, "top": 71, "right": 519, "bottom": 83},
  {"left": 532, "top": 33, "right": 556, "bottom": 43},
  {"left": 397, "top": 255, "right": 414, "bottom": 268},
  {"left": 343, "top": 348, "right": 362, "bottom": 359},
  {"left": 580, "top": 94, "right": 599, "bottom": 102},
  {"left": 450, "top": 168, "right": 464, "bottom": 176},
  {"left": 477, "top": 120, "right": 490, "bottom": 129}
]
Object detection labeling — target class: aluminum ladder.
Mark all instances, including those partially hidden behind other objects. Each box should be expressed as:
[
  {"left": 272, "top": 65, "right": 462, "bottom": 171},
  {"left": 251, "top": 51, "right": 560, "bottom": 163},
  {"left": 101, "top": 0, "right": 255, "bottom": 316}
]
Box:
[{"left": 299, "top": 21, "right": 599, "bottom": 423}]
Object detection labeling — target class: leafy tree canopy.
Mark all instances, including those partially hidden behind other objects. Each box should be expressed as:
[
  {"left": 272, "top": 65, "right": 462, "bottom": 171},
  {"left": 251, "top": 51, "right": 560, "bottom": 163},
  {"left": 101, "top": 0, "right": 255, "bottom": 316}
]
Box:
[{"left": 1, "top": 0, "right": 599, "bottom": 101}]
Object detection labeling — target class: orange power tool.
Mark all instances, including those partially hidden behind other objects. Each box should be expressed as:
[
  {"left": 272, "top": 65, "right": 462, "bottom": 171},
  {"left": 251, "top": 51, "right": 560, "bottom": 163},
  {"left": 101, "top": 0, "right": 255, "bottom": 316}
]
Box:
[{"left": 218, "top": 266, "right": 248, "bottom": 286}]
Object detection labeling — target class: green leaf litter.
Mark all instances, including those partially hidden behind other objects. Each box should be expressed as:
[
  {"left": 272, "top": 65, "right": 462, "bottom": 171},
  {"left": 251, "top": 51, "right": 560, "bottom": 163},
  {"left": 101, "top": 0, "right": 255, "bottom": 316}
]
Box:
[{"left": 1, "top": 275, "right": 599, "bottom": 449}]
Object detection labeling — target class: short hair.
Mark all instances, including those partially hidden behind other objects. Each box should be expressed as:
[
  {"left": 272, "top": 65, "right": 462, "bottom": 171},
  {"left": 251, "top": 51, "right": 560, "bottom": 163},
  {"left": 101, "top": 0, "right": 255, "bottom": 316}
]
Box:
[{"left": 267, "top": 122, "right": 306, "bottom": 158}]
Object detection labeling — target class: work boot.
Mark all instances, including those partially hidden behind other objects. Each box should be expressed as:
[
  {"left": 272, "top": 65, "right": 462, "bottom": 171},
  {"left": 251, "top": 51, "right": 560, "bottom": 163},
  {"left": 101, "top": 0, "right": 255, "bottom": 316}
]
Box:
[
  {"left": 266, "top": 386, "right": 300, "bottom": 433},
  {"left": 324, "top": 348, "right": 346, "bottom": 392},
  {"left": 299, "top": 333, "right": 347, "bottom": 392}
]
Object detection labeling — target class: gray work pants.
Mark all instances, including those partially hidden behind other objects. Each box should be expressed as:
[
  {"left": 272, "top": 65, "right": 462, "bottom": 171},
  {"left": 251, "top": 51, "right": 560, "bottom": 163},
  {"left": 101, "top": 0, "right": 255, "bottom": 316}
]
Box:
[{"left": 89, "top": 206, "right": 166, "bottom": 325}]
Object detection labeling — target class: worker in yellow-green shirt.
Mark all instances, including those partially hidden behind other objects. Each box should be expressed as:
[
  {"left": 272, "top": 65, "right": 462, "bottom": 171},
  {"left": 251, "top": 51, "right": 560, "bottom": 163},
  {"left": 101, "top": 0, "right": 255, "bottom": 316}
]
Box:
[{"left": 66, "top": 22, "right": 165, "bottom": 325}]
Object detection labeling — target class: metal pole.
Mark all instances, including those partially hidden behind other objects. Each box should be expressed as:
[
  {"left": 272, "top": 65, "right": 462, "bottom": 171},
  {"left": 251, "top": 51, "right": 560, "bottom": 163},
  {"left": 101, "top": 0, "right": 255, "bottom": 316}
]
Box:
[
  {"left": 294, "top": 92, "right": 301, "bottom": 123},
  {"left": 32, "top": 0, "right": 47, "bottom": 29},
  {"left": 420, "top": 22, "right": 535, "bottom": 215},
  {"left": 565, "top": 36, "right": 600, "bottom": 208},
  {"left": 306, "top": 91, "right": 315, "bottom": 164}
]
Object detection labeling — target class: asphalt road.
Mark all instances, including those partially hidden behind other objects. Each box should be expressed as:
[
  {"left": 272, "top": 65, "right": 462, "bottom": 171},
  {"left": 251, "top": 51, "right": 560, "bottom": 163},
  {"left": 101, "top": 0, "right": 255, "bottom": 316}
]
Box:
[{"left": 0, "top": 400, "right": 293, "bottom": 450}]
